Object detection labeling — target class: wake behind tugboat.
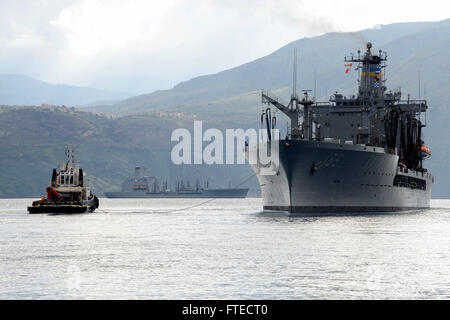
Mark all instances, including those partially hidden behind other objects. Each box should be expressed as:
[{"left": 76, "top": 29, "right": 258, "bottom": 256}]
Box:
[{"left": 27, "top": 146, "right": 99, "bottom": 214}]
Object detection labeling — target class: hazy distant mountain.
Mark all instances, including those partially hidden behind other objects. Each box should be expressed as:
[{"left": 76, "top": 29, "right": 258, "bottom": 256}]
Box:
[{"left": 0, "top": 74, "right": 132, "bottom": 106}]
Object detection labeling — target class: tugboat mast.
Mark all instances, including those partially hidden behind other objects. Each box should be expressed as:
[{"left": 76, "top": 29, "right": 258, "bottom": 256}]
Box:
[{"left": 66, "top": 144, "right": 75, "bottom": 165}]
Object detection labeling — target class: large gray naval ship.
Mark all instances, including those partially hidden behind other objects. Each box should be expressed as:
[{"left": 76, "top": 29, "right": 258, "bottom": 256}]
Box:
[
  {"left": 246, "top": 43, "right": 433, "bottom": 214},
  {"left": 104, "top": 167, "right": 249, "bottom": 198}
]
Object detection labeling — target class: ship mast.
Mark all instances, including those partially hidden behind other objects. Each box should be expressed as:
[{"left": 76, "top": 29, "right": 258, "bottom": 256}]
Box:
[
  {"left": 65, "top": 144, "right": 75, "bottom": 165},
  {"left": 344, "top": 42, "right": 387, "bottom": 102}
]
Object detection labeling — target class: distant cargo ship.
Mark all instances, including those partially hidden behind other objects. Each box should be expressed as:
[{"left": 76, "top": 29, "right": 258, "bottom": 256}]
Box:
[{"left": 104, "top": 167, "right": 249, "bottom": 198}]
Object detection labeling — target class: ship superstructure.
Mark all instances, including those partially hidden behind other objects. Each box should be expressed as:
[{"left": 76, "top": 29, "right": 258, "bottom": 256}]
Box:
[{"left": 246, "top": 43, "right": 433, "bottom": 213}]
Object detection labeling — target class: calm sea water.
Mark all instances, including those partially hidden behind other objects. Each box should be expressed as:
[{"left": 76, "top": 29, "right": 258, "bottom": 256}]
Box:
[{"left": 0, "top": 198, "right": 449, "bottom": 299}]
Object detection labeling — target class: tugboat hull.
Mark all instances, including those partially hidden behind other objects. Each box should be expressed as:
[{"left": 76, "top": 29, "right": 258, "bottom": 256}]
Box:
[{"left": 27, "top": 205, "right": 96, "bottom": 214}]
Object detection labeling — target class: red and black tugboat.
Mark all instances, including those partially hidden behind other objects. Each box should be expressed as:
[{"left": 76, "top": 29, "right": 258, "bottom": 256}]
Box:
[{"left": 27, "top": 146, "right": 99, "bottom": 214}]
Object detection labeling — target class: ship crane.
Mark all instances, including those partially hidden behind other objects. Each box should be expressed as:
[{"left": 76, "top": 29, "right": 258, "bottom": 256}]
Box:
[
  {"left": 261, "top": 92, "right": 301, "bottom": 130},
  {"left": 262, "top": 90, "right": 316, "bottom": 140},
  {"left": 261, "top": 47, "right": 317, "bottom": 140}
]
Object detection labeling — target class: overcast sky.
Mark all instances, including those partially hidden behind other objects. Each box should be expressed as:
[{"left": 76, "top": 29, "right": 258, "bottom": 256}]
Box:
[{"left": 0, "top": 0, "right": 448, "bottom": 94}]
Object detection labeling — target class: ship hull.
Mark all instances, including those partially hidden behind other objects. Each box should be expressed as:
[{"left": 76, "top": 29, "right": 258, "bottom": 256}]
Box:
[
  {"left": 248, "top": 139, "right": 432, "bottom": 215},
  {"left": 104, "top": 188, "right": 249, "bottom": 199}
]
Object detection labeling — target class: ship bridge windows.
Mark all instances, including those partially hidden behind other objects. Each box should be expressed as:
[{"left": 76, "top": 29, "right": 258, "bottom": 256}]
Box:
[{"left": 336, "top": 101, "right": 358, "bottom": 107}]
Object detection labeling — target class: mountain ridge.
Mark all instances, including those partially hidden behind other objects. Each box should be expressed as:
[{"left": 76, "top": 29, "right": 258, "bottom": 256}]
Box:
[{"left": 0, "top": 74, "right": 133, "bottom": 106}]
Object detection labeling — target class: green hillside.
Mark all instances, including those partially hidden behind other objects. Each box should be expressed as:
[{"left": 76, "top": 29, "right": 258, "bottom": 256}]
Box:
[{"left": 0, "top": 105, "right": 256, "bottom": 198}]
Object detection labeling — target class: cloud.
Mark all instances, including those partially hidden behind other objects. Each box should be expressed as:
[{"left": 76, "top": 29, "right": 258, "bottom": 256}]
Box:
[
  {"left": 0, "top": 0, "right": 448, "bottom": 94},
  {"left": 270, "top": 0, "right": 338, "bottom": 35},
  {"left": 50, "top": 0, "right": 178, "bottom": 56}
]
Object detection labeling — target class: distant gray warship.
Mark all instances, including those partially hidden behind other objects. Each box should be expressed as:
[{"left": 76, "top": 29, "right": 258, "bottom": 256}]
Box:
[
  {"left": 104, "top": 167, "right": 249, "bottom": 198},
  {"left": 246, "top": 43, "right": 433, "bottom": 214}
]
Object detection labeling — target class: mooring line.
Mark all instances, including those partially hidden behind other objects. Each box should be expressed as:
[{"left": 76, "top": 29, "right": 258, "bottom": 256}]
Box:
[{"left": 95, "top": 172, "right": 256, "bottom": 215}]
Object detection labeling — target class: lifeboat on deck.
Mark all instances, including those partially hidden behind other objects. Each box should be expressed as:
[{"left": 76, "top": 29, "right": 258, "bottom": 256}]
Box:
[{"left": 418, "top": 145, "right": 431, "bottom": 159}]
